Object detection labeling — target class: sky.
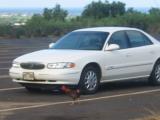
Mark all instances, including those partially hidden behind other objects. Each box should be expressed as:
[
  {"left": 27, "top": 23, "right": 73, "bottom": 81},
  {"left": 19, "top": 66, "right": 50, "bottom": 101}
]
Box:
[{"left": 0, "top": 0, "right": 159, "bottom": 8}]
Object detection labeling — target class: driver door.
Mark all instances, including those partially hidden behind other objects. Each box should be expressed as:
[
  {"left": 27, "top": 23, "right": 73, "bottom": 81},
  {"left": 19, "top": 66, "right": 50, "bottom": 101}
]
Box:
[{"left": 102, "top": 31, "right": 131, "bottom": 81}]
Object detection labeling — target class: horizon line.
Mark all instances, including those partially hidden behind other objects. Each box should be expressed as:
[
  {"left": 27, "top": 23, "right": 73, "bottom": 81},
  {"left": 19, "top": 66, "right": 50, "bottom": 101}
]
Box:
[{"left": 0, "top": 6, "right": 158, "bottom": 9}]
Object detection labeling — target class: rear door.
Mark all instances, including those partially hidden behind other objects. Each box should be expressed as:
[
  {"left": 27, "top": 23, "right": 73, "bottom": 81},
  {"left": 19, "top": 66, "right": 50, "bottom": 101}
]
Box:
[
  {"left": 102, "top": 30, "right": 156, "bottom": 82},
  {"left": 124, "top": 30, "right": 156, "bottom": 77}
]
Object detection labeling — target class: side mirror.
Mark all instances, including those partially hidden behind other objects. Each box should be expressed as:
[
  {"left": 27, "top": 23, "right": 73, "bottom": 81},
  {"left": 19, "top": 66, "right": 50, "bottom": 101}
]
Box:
[
  {"left": 105, "top": 44, "right": 120, "bottom": 51},
  {"left": 49, "top": 43, "right": 55, "bottom": 48}
]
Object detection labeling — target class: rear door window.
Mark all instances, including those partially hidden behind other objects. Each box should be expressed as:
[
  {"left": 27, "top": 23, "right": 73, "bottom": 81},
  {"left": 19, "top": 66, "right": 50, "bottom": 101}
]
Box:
[{"left": 126, "top": 30, "right": 153, "bottom": 48}]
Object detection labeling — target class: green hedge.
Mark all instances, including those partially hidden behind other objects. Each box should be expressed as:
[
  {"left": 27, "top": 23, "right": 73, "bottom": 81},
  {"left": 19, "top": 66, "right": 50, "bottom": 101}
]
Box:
[{"left": 0, "top": 3, "right": 160, "bottom": 38}]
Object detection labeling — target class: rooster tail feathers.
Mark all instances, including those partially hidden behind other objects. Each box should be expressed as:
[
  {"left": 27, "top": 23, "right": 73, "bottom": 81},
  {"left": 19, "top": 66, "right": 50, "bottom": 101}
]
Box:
[
  {"left": 61, "top": 85, "right": 67, "bottom": 91},
  {"left": 61, "top": 85, "right": 71, "bottom": 93}
]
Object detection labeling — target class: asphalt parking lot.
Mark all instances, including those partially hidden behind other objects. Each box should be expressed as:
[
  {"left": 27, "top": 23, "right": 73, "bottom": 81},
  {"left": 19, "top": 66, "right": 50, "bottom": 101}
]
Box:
[{"left": 0, "top": 37, "right": 160, "bottom": 120}]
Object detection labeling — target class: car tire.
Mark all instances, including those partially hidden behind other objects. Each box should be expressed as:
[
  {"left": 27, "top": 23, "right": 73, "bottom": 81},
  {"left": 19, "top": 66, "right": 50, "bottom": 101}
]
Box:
[
  {"left": 79, "top": 66, "right": 100, "bottom": 94},
  {"left": 149, "top": 60, "right": 160, "bottom": 85}
]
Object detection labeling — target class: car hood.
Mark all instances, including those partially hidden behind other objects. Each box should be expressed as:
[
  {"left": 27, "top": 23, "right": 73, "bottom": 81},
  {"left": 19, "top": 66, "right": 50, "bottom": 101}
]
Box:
[{"left": 14, "top": 49, "right": 98, "bottom": 63}]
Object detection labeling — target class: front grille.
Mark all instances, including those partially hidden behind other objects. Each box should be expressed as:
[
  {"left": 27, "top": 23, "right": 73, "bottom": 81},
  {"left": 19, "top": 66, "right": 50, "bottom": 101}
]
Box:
[{"left": 20, "top": 62, "right": 45, "bottom": 70}]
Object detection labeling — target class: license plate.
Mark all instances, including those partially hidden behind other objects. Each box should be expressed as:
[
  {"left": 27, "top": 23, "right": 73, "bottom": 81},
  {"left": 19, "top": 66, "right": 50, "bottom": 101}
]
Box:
[{"left": 23, "top": 72, "right": 34, "bottom": 80}]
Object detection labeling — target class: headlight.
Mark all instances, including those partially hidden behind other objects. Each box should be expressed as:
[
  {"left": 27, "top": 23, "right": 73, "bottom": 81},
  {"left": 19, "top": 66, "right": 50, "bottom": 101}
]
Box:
[
  {"left": 47, "top": 62, "right": 75, "bottom": 69},
  {"left": 12, "top": 62, "right": 20, "bottom": 68}
]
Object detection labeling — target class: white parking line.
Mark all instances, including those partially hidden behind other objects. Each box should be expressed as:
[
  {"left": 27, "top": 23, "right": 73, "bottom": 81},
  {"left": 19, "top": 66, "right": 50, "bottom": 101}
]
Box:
[
  {"left": 0, "top": 68, "right": 9, "bottom": 70},
  {"left": 0, "top": 88, "right": 160, "bottom": 112},
  {"left": 0, "top": 46, "right": 46, "bottom": 50},
  {"left": 0, "top": 87, "right": 24, "bottom": 92},
  {"left": 0, "top": 56, "right": 15, "bottom": 59},
  {"left": 0, "top": 75, "right": 10, "bottom": 79},
  {"left": 0, "top": 61, "right": 11, "bottom": 64},
  {"left": 0, "top": 53, "right": 24, "bottom": 56},
  {"left": 0, "top": 50, "right": 8, "bottom": 52}
]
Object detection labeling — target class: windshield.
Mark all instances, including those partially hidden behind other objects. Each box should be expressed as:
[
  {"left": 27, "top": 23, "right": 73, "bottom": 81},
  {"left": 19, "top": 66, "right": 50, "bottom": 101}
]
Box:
[{"left": 52, "top": 31, "right": 109, "bottom": 50}]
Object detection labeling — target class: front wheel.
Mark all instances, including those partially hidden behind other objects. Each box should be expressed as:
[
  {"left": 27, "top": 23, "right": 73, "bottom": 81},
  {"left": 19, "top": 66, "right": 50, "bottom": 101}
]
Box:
[
  {"left": 79, "top": 66, "right": 100, "bottom": 94},
  {"left": 149, "top": 61, "right": 160, "bottom": 85}
]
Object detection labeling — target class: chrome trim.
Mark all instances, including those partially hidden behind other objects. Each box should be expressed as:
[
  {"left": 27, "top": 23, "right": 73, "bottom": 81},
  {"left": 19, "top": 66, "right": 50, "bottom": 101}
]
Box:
[
  {"left": 9, "top": 72, "right": 19, "bottom": 75},
  {"left": 60, "top": 71, "right": 80, "bottom": 75},
  {"left": 106, "top": 63, "right": 153, "bottom": 70},
  {"left": 38, "top": 71, "right": 80, "bottom": 76},
  {"left": 101, "top": 75, "right": 149, "bottom": 83}
]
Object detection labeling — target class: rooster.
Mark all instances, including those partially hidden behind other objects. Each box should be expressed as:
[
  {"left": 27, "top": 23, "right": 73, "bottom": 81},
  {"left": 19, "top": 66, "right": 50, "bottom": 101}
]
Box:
[{"left": 61, "top": 85, "right": 81, "bottom": 105}]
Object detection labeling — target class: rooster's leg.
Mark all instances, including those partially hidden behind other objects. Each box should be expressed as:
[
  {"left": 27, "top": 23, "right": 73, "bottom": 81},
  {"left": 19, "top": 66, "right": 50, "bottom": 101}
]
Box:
[
  {"left": 76, "top": 98, "right": 80, "bottom": 104},
  {"left": 70, "top": 100, "right": 75, "bottom": 105},
  {"left": 73, "top": 98, "right": 80, "bottom": 105}
]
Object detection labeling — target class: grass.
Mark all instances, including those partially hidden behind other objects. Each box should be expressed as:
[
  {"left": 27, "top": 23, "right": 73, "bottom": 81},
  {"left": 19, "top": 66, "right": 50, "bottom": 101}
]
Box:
[
  {"left": 135, "top": 115, "right": 160, "bottom": 120},
  {"left": 135, "top": 109, "right": 160, "bottom": 120}
]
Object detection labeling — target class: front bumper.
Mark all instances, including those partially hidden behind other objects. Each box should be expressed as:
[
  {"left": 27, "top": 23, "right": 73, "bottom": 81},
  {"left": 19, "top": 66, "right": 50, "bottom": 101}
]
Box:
[{"left": 9, "top": 67, "right": 81, "bottom": 85}]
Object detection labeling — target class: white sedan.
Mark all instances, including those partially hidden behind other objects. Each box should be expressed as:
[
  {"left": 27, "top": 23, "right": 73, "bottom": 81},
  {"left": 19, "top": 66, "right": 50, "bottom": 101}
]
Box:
[{"left": 9, "top": 27, "right": 160, "bottom": 94}]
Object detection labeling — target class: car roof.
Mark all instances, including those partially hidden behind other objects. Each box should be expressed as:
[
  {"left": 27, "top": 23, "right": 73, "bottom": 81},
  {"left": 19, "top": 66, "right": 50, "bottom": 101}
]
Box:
[{"left": 74, "top": 27, "right": 140, "bottom": 33}]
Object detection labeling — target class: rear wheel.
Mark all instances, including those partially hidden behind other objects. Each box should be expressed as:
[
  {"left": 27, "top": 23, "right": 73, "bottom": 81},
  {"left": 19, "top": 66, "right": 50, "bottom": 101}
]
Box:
[
  {"left": 79, "top": 66, "right": 100, "bottom": 94},
  {"left": 149, "top": 60, "right": 160, "bottom": 85}
]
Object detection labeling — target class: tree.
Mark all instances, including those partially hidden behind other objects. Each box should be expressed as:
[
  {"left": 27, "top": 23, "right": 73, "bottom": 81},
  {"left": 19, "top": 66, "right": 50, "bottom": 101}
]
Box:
[
  {"left": 25, "top": 14, "right": 46, "bottom": 37},
  {"left": 82, "top": 1, "right": 110, "bottom": 19},
  {"left": 43, "top": 4, "right": 68, "bottom": 21},
  {"left": 126, "top": 8, "right": 142, "bottom": 15},
  {"left": 82, "top": 1, "right": 125, "bottom": 18},
  {"left": 149, "top": 8, "right": 160, "bottom": 16},
  {"left": 126, "top": 8, "right": 137, "bottom": 14},
  {"left": 110, "top": 1, "right": 125, "bottom": 17},
  {"left": 43, "top": 8, "right": 53, "bottom": 20},
  {"left": 52, "top": 4, "right": 68, "bottom": 21}
]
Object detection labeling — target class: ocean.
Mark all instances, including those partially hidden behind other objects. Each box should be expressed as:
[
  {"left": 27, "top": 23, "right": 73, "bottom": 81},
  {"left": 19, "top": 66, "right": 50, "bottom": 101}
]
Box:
[
  {"left": 0, "top": 7, "right": 150, "bottom": 16},
  {"left": 0, "top": 8, "right": 83, "bottom": 16}
]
